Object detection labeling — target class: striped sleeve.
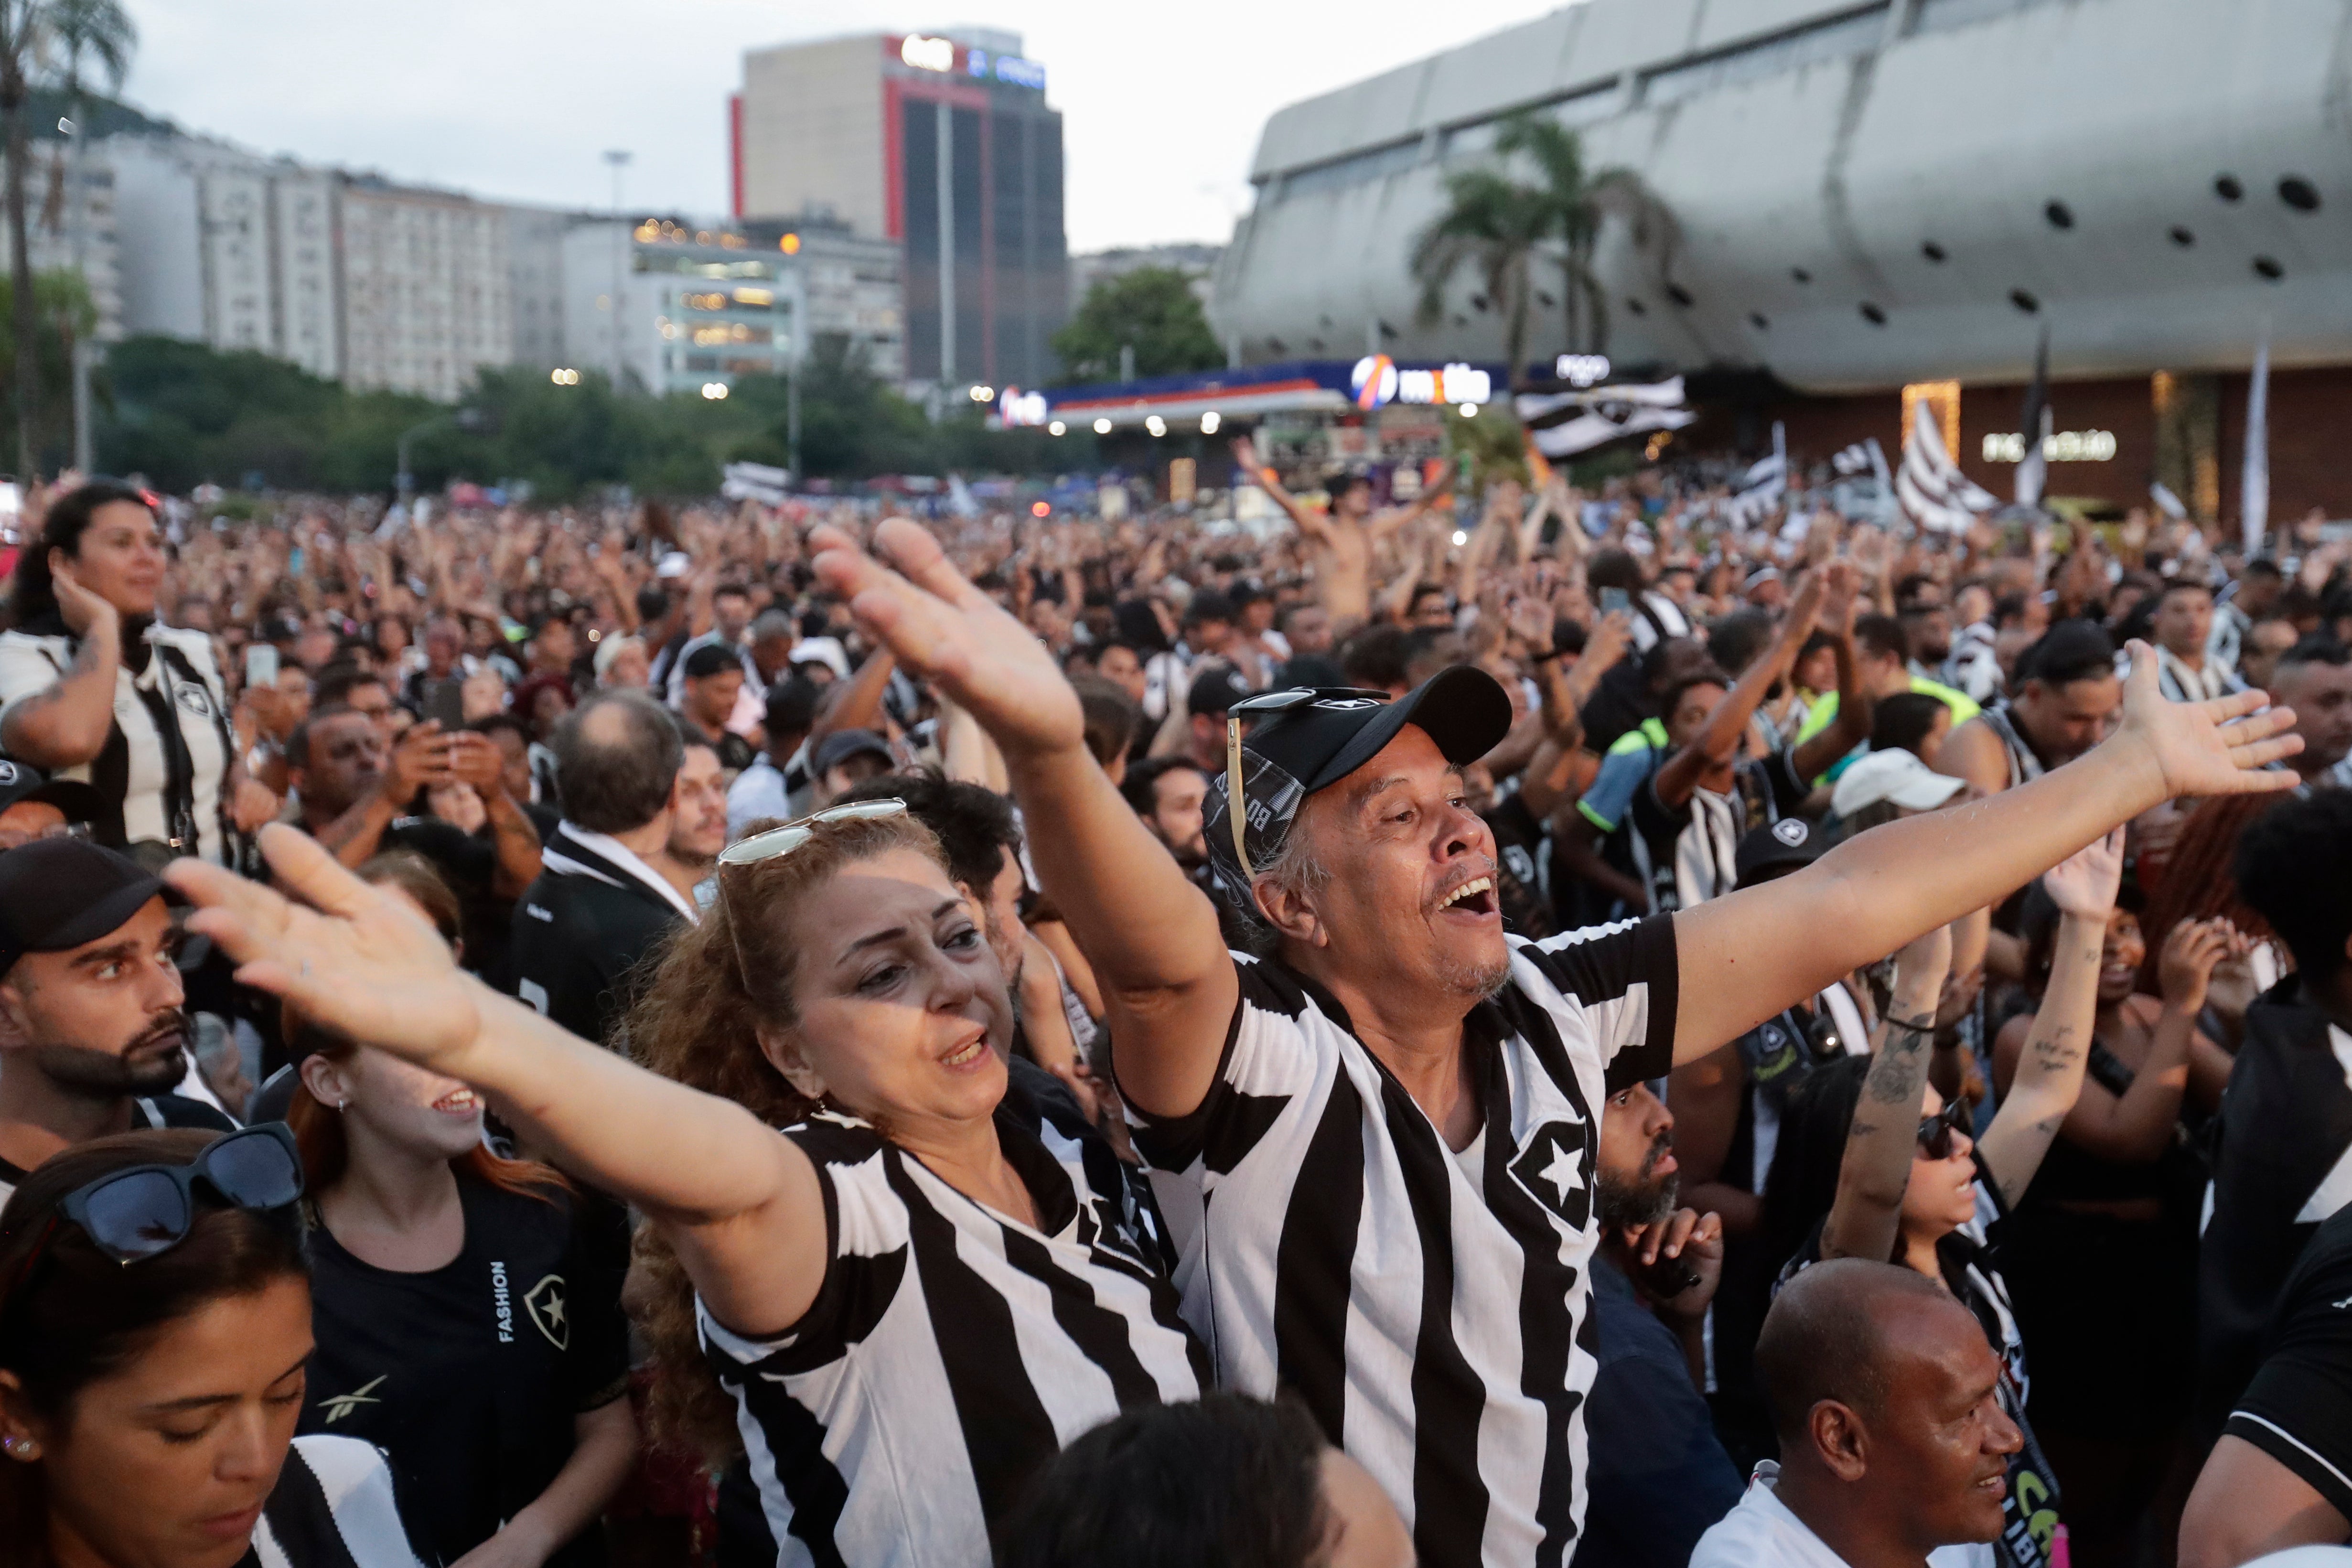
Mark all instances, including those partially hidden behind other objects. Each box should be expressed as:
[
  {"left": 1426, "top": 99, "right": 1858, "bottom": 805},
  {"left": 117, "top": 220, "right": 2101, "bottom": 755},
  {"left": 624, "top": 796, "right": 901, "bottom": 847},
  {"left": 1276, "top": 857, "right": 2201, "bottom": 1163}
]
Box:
[
  {"left": 1123, "top": 956, "right": 1322, "bottom": 1177},
  {"left": 1516, "top": 915, "right": 1680, "bottom": 1091},
  {"left": 251, "top": 1436, "right": 426, "bottom": 1568},
  {"left": 0, "top": 632, "right": 64, "bottom": 728}
]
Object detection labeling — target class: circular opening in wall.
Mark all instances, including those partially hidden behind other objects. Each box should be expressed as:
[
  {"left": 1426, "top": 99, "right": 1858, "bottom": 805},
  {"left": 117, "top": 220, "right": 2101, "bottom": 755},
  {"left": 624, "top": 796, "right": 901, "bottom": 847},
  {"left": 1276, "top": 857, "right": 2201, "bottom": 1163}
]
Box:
[
  {"left": 2009, "top": 289, "right": 2041, "bottom": 313},
  {"left": 2044, "top": 201, "right": 2075, "bottom": 230},
  {"left": 1666, "top": 284, "right": 1694, "bottom": 308},
  {"left": 1308, "top": 337, "right": 1325, "bottom": 351},
  {"left": 1790, "top": 267, "right": 1812, "bottom": 284},
  {"left": 2279, "top": 176, "right": 2321, "bottom": 212},
  {"left": 2169, "top": 226, "right": 2196, "bottom": 247},
  {"left": 1536, "top": 291, "right": 1556, "bottom": 308},
  {"left": 1859, "top": 302, "right": 1887, "bottom": 326},
  {"left": 1921, "top": 241, "right": 1947, "bottom": 262},
  {"left": 1625, "top": 298, "right": 1648, "bottom": 316},
  {"left": 1749, "top": 312, "right": 1770, "bottom": 330},
  {"left": 2252, "top": 255, "right": 2285, "bottom": 281},
  {"left": 1469, "top": 294, "right": 1489, "bottom": 312},
  {"left": 2214, "top": 174, "right": 2244, "bottom": 202}
]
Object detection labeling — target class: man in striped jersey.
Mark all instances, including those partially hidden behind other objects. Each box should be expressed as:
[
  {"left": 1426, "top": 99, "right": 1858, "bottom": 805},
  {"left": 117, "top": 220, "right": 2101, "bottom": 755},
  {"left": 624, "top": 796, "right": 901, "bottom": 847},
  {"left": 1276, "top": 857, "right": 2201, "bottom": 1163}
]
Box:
[{"left": 811, "top": 518, "right": 2305, "bottom": 1568}]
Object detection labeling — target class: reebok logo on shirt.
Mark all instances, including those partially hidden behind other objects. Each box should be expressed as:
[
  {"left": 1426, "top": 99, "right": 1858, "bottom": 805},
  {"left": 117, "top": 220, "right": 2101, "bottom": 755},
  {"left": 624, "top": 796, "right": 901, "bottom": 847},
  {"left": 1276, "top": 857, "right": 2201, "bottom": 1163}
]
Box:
[{"left": 320, "top": 1375, "right": 387, "bottom": 1424}]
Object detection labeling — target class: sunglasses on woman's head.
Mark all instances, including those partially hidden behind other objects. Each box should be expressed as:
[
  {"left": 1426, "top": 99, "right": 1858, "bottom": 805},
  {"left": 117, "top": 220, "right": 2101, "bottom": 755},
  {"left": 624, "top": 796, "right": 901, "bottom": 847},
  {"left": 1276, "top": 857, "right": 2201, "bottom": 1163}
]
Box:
[
  {"left": 0, "top": 1123, "right": 305, "bottom": 1330},
  {"left": 717, "top": 799, "right": 909, "bottom": 869},
  {"left": 1917, "top": 1099, "right": 1972, "bottom": 1160}
]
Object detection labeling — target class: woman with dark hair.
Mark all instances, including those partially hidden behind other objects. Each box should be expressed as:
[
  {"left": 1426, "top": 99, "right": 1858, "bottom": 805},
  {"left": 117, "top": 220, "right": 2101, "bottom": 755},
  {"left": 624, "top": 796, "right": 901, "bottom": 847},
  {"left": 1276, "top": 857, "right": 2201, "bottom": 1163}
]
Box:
[
  {"left": 1990, "top": 882, "right": 2238, "bottom": 1568},
  {"left": 168, "top": 818, "right": 1203, "bottom": 1568},
  {"left": 0, "top": 482, "right": 242, "bottom": 864},
  {"left": 1761, "top": 833, "right": 2125, "bottom": 1568},
  {"left": 997, "top": 1393, "right": 1411, "bottom": 1568},
  {"left": 290, "top": 855, "right": 638, "bottom": 1568},
  {"left": 0, "top": 1127, "right": 422, "bottom": 1568}
]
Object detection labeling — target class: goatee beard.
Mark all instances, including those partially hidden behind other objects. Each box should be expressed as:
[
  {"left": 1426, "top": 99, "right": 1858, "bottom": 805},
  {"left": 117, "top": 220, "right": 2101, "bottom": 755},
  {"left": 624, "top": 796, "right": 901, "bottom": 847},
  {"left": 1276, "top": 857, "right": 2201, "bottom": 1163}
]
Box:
[{"left": 32, "top": 1011, "right": 191, "bottom": 1100}]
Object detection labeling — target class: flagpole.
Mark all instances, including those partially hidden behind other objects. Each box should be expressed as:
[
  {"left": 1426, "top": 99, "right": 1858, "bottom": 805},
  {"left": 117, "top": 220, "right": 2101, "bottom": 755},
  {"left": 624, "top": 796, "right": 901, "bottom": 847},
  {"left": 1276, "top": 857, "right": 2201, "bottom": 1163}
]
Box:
[{"left": 2242, "top": 321, "right": 2270, "bottom": 558}]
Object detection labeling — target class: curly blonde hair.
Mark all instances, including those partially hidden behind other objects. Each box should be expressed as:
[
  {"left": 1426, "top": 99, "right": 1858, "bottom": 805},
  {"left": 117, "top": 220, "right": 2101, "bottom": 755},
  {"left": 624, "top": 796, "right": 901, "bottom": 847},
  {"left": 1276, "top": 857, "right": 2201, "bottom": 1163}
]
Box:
[{"left": 625, "top": 810, "right": 948, "bottom": 1463}]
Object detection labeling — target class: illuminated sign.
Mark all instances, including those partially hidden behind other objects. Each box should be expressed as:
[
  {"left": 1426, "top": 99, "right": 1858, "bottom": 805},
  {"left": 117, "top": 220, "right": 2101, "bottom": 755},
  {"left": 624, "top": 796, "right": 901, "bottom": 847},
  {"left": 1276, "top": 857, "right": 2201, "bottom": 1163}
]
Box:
[
  {"left": 1982, "top": 430, "right": 2118, "bottom": 462},
  {"left": 992, "top": 54, "right": 1047, "bottom": 89},
  {"left": 900, "top": 34, "right": 955, "bottom": 71},
  {"left": 1556, "top": 353, "right": 1612, "bottom": 387},
  {"left": 997, "top": 386, "right": 1049, "bottom": 426},
  {"left": 1351, "top": 356, "right": 1492, "bottom": 408}
]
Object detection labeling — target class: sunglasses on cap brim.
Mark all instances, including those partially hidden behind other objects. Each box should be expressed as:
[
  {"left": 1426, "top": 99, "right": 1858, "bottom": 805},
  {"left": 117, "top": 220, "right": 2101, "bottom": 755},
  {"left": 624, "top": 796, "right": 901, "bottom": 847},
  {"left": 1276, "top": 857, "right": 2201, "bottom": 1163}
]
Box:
[
  {"left": 717, "top": 799, "right": 909, "bottom": 869},
  {"left": 1222, "top": 688, "right": 1389, "bottom": 881}
]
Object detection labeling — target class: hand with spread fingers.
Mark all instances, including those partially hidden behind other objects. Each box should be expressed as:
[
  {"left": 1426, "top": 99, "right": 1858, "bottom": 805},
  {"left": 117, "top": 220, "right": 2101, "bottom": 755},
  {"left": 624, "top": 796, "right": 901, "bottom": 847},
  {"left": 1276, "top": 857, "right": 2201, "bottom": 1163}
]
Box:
[
  {"left": 2113, "top": 638, "right": 2303, "bottom": 799},
  {"left": 808, "top": 517, "right": 1085, "bottom": 759},
  {"left": 165, "top": 822, "right": 485, "bottom": 1074}
]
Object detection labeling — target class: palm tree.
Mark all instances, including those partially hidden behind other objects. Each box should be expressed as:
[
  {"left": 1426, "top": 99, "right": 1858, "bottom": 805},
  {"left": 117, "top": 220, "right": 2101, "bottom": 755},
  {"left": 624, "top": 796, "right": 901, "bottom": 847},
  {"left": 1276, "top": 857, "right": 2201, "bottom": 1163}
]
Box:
[
  {"left": 47, "top": 0, "right": 133, "bottom": 473},
  {"left": 0, "top": 0, "right": 132, "bottom": 476},
  {"left": 1409, "top": 112, "right": 1677, "bottom": 386}
]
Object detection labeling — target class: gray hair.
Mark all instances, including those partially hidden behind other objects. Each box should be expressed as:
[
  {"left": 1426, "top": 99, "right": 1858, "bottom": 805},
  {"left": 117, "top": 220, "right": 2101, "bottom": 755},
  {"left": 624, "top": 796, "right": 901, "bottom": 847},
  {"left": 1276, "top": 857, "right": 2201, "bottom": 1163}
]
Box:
[{"left": 1232, "top": 809, "right": 1333, "bottom": 957}]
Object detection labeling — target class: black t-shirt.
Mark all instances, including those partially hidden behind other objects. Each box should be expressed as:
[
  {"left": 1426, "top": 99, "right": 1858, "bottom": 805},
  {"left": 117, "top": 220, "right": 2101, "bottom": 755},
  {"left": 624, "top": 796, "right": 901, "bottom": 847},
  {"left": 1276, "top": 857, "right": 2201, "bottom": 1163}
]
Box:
[
  {"left": 0, "top": 1092, "right": 236, "bottom": 1209},
  {"left": 2227, "top": 1202, "right": 2352, "bottom": 1525},
  {"left": 300, "top": 1170, "right": 631, "bottom": 1568},
  {"left": 385, "top": 816, "right": 519, "bottom": 991}
]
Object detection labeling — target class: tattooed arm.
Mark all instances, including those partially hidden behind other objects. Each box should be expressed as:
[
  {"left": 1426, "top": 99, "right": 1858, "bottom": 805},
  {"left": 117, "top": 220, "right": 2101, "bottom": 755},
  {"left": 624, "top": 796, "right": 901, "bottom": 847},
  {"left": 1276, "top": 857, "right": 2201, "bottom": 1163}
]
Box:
[
  {"left": 1978, "top": 830, "right": 2123, "bottom": 1207},
  {"left": 0, "top": 560, "right": 123, "bottom": 767},
  {"left": 1820, "top": 924, "right": 1951, "bottom": 1264}
]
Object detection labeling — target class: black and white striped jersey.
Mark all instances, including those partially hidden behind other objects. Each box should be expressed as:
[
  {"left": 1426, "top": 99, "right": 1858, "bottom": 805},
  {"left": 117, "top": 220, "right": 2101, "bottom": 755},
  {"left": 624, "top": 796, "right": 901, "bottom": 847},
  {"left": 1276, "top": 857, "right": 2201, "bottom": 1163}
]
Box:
[
  {"left": 702, "top": 1089, "right": 1209, "bottom": 1568},
  {"left": 240, "top": 1434, "right": 424, "bottom": 1568},
  {"left": 1128, "top": 916, "right": 1680, "bottom": 1568}
]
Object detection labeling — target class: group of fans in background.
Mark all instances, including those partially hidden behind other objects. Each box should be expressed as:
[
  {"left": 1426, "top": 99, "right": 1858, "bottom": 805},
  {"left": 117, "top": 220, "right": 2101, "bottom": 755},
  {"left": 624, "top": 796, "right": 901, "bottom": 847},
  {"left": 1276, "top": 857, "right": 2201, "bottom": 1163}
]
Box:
[{"left": 0, "top": 448, "right": 2349, "bottom": 1568}]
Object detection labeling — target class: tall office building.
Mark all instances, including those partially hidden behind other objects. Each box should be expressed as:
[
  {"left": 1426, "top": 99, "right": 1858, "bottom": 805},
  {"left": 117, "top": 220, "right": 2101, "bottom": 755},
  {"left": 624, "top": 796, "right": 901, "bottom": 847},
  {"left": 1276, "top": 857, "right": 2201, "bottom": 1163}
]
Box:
[{"left": 732, "top": 27, "right": 1067, "bottom": 393}]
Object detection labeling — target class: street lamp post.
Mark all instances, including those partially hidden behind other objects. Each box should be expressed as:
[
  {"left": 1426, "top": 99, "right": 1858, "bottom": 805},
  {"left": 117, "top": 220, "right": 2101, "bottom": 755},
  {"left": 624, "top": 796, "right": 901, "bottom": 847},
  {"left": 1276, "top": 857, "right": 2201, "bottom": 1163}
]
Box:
[{"left": 603, "top": 150, "right": 632, "bottom": 390}]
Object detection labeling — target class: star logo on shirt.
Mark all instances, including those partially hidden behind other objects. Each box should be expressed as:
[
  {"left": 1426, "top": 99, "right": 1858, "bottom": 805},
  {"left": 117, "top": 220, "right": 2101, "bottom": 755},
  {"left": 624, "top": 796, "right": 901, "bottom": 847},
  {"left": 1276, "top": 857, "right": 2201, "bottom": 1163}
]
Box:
[
  {"left": 523, "top": 1274, "right": 569, "bottom": 1351},
  {"left": 1508, "top": 1119, "right": 1592, "bottom": 1229}
]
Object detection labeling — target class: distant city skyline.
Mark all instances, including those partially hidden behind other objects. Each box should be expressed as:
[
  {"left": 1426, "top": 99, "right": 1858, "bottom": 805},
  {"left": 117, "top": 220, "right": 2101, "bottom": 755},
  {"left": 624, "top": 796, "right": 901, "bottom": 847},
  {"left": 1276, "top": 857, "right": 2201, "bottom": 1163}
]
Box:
[{"left": 115, "top": 0, "right": 1564, "bottom": 253}]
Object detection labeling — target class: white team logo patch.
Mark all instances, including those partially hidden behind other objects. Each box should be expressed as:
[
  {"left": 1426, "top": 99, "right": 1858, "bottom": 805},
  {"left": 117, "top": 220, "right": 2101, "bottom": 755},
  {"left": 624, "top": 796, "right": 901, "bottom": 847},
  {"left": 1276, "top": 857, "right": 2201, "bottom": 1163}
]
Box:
[
  {"left": 0, "top": 761, "right": 18, "bottom": 785},
  {"left": 523, "top": 1274, "right": 569, "bottom": 1350},
  {"left": 1772, "top": 819, "right": 1809, "bottom": 847}
]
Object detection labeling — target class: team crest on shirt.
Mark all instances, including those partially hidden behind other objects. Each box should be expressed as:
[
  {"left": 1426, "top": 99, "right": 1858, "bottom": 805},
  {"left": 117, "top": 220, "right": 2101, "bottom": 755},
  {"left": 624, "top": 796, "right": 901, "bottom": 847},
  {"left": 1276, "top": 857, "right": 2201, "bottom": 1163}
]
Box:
[
  {"left": 175, "top": 683, "right": 214, "bottom": 718},
  {"left": 1508, "top": 1119, "right": 1593, "bottom": 1229},
  {"left": 523, "top": 1273, "right": 569, "bottom": 1350}
]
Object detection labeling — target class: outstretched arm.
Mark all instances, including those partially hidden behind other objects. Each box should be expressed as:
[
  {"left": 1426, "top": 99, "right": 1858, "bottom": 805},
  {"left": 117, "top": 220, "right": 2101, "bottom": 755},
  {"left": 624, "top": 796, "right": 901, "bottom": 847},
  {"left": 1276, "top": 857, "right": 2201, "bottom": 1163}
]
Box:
[
  {"left": 166, "top": 827, "right": 829, "bottom": 1342},
  {"left": 1975, "top": 829, "right": 2119, "bottom": 1207},
  {"left": 1231, "top": 437, "right": 1330, "bottom": 544},
  {"left": 1654, "top": 572, "right": 1825, "bottom": 811},
  {"left": 1668, "top": 645, "right": 2301, "bottom": 1065},
  {"left": 1819, "top": 925, "right": 1949, "bottom": 1264},
  {"left": 809, "top": 519, "right": 1238, "bottom": 1122}
]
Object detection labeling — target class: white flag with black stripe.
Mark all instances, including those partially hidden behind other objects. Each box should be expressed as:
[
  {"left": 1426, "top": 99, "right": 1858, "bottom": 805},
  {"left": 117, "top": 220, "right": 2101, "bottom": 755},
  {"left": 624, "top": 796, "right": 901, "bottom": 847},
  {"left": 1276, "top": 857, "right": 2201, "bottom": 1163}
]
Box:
[
  {"left": 1896, "top": 400, "right": 1999, "bottom": 536},
  {"left": 1516, "top": 377, "right": 1696, "bottom": 459},
  {"left": 1725, "top": 422, "right": 1787, "bottom": 526}
]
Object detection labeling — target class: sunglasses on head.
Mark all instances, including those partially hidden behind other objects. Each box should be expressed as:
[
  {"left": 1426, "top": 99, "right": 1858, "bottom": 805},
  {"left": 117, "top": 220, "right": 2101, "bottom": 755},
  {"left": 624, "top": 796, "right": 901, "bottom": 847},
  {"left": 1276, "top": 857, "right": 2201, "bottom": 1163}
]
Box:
[
  {"left": 1221, "top": 688, "right": 1388, "bottom": 879},
  {"left": 1917, "top": 1099, "right": 1972, "bottom": 1160},
  {"left": 1, "top": 1123, "right": 305, "bottom": 1323},
  {"left": 717, "top": 799, "right": 909, "bottom": 870}
]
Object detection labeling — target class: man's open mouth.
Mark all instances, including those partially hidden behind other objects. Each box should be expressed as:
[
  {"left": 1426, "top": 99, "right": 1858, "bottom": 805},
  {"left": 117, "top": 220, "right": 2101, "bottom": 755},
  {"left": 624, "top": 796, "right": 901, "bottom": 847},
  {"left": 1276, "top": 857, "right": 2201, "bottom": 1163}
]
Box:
[{"left": 1436, "top": 876, "right": 1497, "bottom": 917}]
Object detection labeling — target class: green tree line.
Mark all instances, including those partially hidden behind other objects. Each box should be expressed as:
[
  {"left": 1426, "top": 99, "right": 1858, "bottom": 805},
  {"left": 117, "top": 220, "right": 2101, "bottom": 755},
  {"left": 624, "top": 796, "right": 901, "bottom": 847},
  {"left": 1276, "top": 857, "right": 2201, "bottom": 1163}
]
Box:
[{"left": 88, "top": 331, "right": 1085, "bottom": 498}]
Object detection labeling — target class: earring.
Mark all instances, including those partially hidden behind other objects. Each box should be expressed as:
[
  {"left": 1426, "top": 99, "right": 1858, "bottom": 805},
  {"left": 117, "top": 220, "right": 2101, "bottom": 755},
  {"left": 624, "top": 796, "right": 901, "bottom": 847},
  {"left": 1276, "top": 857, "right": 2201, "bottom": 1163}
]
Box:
[{"left": 1, "top": 1436, "right": 36, "bottom": 1459}]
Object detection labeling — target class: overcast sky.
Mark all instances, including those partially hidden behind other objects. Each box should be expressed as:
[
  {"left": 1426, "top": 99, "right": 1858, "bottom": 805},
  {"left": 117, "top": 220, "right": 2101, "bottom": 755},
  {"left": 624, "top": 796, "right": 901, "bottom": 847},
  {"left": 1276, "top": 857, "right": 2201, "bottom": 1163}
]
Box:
[{"left": 117, "top": 0, "right": 1564, "bottom": 254}]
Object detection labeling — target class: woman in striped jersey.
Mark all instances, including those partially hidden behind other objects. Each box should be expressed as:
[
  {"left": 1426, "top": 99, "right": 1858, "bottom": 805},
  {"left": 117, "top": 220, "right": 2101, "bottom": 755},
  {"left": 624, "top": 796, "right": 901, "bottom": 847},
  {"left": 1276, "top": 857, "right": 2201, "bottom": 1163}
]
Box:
[{"left": 169, "top": 818, "right": 1206, "bottom": 1568}]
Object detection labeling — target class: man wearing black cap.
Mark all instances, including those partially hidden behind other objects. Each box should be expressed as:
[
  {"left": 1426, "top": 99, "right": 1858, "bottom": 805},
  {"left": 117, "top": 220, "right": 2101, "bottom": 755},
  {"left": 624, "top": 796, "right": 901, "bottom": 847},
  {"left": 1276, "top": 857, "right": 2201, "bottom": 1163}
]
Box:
[
  {"left": 0, "top": 838, "right": 234, "bottom": 1205},
  {"left": 0, "top": 759, "right": 101, "bottom": 848},
  {"left": 811, "top": 517, "right": 2300, "bottom": 1568},
  {"left": 1175, "top": 663, "right": 1254, "bottom": 773},
  {"left": 808, "top": 729, "right": 894, "bottom": 809}
]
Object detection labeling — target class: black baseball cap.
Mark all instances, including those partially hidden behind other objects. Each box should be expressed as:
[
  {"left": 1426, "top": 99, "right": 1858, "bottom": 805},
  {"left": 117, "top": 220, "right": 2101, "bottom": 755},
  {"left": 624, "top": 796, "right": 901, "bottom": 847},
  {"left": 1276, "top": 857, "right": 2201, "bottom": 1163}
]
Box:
[
  {"left": 1187, "top": 663, "right": 1254, "bottom": 720},
  {"left": 1734, "top": 817, "right": 1824, "bottom": 887},
  {"left": 0, "top": 759, "right": 102, "bottom": 824},
  {"left": 0, "top": 838, "right": 178, "bottom": 977},
  {"left": 812, "top": 728, "right": 893, "bottom": 775},
  {"left": 1203, "top": 665, "right": 1514, "bottom": 883}
]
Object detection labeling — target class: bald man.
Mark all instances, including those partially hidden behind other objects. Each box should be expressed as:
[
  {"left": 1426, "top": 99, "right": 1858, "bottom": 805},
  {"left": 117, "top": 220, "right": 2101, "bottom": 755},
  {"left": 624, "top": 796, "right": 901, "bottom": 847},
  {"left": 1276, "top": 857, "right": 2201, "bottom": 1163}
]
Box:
[
  {"left": 1691, "top": 1259, "right": 2023, "bottom": 1568},
  {"left": 509, "top": 689, "right": 698, "bottom": 1047}
]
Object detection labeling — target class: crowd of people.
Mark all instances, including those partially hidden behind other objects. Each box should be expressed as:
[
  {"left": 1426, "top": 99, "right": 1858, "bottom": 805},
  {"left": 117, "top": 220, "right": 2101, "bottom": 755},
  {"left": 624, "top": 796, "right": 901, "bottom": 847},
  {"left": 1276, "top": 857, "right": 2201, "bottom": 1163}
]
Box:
[{"left": 0, "top": 451, "right": 2347, "bottom": 1568}]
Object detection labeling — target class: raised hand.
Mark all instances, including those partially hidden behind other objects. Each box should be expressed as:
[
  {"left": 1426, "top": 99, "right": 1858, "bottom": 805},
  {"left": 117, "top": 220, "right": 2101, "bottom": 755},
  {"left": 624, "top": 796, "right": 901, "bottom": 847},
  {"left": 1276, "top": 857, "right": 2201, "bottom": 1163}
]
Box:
[
  {"left": 166, "top": 825, "right": 483, "bottom": 1074},
  {"left": 2159, "top": 917, "right": 2239, "bottom": 1017},
  {"left": 49, "top": 556, "right": 119, "bottom": 641},
  {"left": 2041, "top": 826, "right": 2125, "bottom": 919},
  {"left": 2111, "top": 640, "right": 2302, "bottom": 800},
  {"left": 809, "top": 518, "right": 1084, "bottom": 759}
]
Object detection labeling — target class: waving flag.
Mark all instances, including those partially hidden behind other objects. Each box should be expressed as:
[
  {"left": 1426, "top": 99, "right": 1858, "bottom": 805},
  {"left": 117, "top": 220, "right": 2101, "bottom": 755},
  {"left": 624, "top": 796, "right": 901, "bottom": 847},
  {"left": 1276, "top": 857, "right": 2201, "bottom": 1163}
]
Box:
[{"left": 1897, "top": 400, "right": 1999, "bottom": 536}]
